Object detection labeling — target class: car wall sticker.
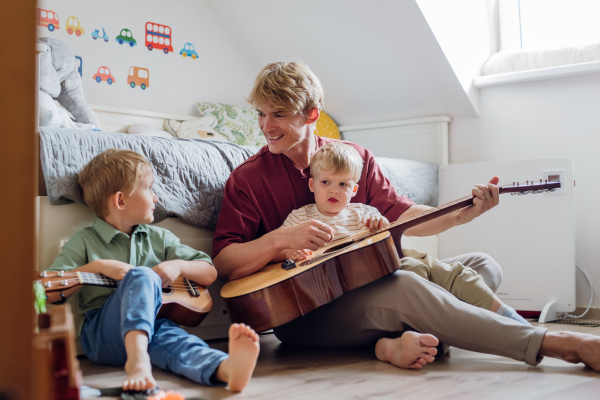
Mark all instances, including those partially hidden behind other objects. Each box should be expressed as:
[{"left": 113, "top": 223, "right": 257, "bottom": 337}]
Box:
[
  {"left": 37, "top": 8, "right": 59, "bottom": 32},
  {"left": 145, "top": 22, "right": 173, "bottom": 54},
  {"left": 180, "top": 43, "right": 197, "bottom": 60},
  {"left": 66, "top": 16, "right": 85, "bottom": 36},
  {"left": 92, "top": 28, "right": 109, "bottom": 42},
  {"left": 127, "top": 66, "right": 149, "bottom": 90},
  {"left": 93, "top": 66, "right": 115, "bottom": 85},
  {"left": 116, "top": 28, "right": 137, "bottom": 47}
]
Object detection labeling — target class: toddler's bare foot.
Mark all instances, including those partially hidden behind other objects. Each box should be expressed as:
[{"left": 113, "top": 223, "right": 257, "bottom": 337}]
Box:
[
  {"left": 123, "top": 352, "right": 156, "bottom": 391},
  {"left": 540, "top": 331, "right": 600, "bottom": 371},
  {"left": 217, "top": 323, "right": 260, "bottom": 392},
  {"left": 375, "top": 331, "right": 439, "bottom": 370}
]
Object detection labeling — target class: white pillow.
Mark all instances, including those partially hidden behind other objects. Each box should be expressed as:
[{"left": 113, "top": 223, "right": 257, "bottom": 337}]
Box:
[
  {"left": 128, "top": 123, "right": 174, "bottom": 138},
  {"left": 164, "top": 115, "right": 229, "bottom": 142}
]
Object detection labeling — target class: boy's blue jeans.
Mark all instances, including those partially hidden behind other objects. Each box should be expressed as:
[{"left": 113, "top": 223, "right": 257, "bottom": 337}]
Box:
[{"left": 80, "top": 267, "right": 228, "bottom": 386}]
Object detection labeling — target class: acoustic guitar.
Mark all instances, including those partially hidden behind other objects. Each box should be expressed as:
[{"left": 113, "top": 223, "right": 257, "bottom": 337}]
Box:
[
  {"left": 35, "top": 271, "right": 212, "bottom": 327},
  {"left": 221, "top": 180, "right": 561, "bottom": 332}
]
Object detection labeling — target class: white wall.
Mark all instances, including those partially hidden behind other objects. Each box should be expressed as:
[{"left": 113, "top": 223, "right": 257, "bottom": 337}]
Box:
[
  {"left": 450, "top": 73, "right": 600, "bottom": 308},
  {"left": 416, "top": 0, "right": 499, "bottom": 115},
  {"left": 37, "top": 0, "right": 259, "bottom": 116},
  {"left": 213, "top": 0, "right": 478, "bottom": 125}
]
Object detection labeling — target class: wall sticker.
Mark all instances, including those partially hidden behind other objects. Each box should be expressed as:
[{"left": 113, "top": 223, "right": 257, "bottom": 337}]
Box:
[
  {"left": 127, "top": 66, "right": 149, "bottom": 90},
  {"left": 92, "top": 28, "right": 109, "bottom": 42},
  {"left": 145, "top": 22, "right": 173, "bottom": 54},
  {"left": 37, "top": 8, "right": 59, "bottom": 32},
  {"left": 116, "top": 29, "right": 137, "bottom": 47},
  {"left": 93, "top": 66, "right": 115, "bottom": 85},
  {"left": 180, "top": 43, "right": 197, "bottom": 60},
  {"left": 66, "top": 16, "right": 85, "bottom": 36}
]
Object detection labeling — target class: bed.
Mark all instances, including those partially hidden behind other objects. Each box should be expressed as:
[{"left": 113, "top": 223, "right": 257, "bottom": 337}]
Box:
[{"left": 35, "top": 44, "right": 449, "bottom": 341}]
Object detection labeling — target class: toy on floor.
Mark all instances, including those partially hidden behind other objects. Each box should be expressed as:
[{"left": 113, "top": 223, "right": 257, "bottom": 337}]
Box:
[
  {"left": 80, "top": 386, "right": 206, "bottom": 400},
  {"left": 37, "top": 37, "right": 101, "bottom": 129}
]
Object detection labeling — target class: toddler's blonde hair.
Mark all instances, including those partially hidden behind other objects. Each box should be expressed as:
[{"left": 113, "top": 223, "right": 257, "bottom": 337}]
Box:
[
  {"left": 78, "top": 149, "right": 151, "bottom": 218},
  {"left": 247, "top": 61, "right": 324, "bottom": 116},
  {"left": 310, "top": 142, "right": 364, "bottom": 182}
]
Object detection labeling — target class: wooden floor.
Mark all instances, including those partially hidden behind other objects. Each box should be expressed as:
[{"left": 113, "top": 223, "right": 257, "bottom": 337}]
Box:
[{"left": 81, "top": 321, "right": 600, "bottom": 400}]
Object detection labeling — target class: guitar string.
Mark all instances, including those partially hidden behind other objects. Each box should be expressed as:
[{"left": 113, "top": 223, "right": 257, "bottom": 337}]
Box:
[
  {"left": 38, "top": 277, "right": 196, "bottom": 291},
  {"left": 38, "top": 274, "right": 195, "bottom": 290},
  {"left": 311, "top": 180, "right": 554, "bottom": 252}
]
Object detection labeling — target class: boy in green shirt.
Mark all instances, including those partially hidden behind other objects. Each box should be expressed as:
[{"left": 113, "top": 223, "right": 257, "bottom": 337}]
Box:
[{"left": 47, "top": 149, "right": 259, "bottom": 392}]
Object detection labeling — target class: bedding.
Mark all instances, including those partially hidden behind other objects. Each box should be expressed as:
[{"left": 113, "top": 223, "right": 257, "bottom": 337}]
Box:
[{"left": 39, "top": 129, "right": 438, "bottom": 229}]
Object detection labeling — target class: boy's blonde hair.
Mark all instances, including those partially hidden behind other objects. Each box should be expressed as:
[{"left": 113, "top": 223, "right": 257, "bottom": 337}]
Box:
[
  {"left": 247, "top": 61, "right": 324, "bottom": 116},
  {"left": 310, "top": 143, "right": 364, "bottom": 182},
  {"left": 78, "top": 149, "right": 151, "bottom": 218}
]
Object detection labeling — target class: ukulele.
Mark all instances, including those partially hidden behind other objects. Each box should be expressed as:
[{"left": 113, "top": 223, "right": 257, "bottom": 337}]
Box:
[
  {"left": 221, "top": 180, "right": 561, "bottom": 332},
  {"left": 35, "top": 271, "right": 212, "bottom": 327}
]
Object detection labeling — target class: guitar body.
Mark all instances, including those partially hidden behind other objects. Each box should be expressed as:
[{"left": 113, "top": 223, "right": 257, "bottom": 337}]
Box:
[
  {"left": 157, "top": 276, "right": 213, "bottom": 327},
  {"left": 221, "top": 232, "right": 401, "bottom": 332},
  {"left": 221, "top": 180, "right": 561, "bottom": 332}
]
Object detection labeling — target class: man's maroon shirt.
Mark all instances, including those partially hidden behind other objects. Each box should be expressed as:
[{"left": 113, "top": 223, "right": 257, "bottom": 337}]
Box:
[{"left": 212, "top": 136, "right": 414, "bottom": 258}]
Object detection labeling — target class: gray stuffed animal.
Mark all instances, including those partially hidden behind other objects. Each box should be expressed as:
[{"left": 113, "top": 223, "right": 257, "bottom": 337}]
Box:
[{"left": 38, "top": 37, "right": 101, "bottom": 129}]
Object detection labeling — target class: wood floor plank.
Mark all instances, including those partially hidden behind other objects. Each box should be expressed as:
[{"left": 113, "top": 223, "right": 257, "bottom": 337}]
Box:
[{"left": 80, "top": 322, "right": 600, "bottom": 399}]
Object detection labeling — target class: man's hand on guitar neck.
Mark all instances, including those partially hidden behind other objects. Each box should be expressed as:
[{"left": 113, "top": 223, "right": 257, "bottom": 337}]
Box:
[
  {"left": 402, "top": 176, "right": 500, "bottom": 237},
  {"left": 455, "top": 176, "right": 500, "bottom": 225}
]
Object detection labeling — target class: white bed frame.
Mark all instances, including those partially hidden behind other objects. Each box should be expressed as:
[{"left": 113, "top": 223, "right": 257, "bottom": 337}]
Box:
[{"left": 35, "top": 43, "right": 446, "bottom": 340}]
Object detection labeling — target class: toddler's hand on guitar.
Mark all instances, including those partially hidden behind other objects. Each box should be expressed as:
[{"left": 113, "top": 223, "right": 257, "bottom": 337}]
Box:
[
  {"left": 91, "top": 259, "right": 133, "bottom": 281},
  {"left": 283, "top": 249, "right": 313, "bottom": 261},
  {"left": 364, "top": 216, "right": 389, "bottom": 232},
  {"left": 153, "top": 261, "right": 182, "bottom": 287},
  {"left": 278, "top": 220, "right": 335, "bottom": 251}
]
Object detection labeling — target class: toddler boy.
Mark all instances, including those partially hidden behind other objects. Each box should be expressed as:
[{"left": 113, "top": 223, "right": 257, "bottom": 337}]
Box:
[
  {"left": 46, "top": 149, "right": 259, "bottom": 392},
  {"left": 276, "top": 142, "right": 528, "bottom": 325}
]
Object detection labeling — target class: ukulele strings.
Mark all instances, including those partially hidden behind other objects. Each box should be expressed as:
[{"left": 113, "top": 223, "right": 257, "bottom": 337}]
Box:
[{"left": 38, "top": 272, "right": 195, "bottom": 291}]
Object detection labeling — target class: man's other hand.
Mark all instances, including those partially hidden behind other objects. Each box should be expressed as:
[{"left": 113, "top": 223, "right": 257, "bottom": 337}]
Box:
[
  {"left": 456, "top": 176, "right": 500, "bottom": 225},
  {"left": 277, "top": 220, "right": 335, "bottom": 251}
]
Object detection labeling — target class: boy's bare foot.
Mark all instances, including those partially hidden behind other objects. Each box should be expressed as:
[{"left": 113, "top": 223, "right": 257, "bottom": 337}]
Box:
[
  {"left": 540, "top": 331, "right": 600, "bottom": 371},
  {"left": 123, "top": 352, "right": 156, "bottom": 391},
  {"left": 216, "top": 323, "right": 260, "bottom": 392},
  {"left": 375, "top": 331, "right": 439, "bottom": 370},
  {"left": 123, "top": 330, "right": 156, "bottom": 391}
]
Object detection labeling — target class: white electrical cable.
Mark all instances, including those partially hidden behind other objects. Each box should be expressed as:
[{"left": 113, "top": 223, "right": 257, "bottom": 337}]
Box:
[{"left": 563, "top": 263, "right": 594, "bottom": 319}]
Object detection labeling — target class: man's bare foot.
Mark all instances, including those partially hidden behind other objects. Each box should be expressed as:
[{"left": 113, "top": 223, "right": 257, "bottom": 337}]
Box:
[
  {"left": 540, "top": 331, "right": 600, "bottom": 371},
  {"left": 375, "top": 331, "right": 439, "bottom": 370},
  {"left": 123, "top": 352, "right": 156, "bottom": 391},
  {"left": 216, "top": 323, "right": 260, "bottom": 392}
]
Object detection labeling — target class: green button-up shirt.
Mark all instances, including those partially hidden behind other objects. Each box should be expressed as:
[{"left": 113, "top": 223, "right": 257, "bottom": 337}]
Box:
[{"left": 48, "top": 217, "right": 212, "bottom": 319}]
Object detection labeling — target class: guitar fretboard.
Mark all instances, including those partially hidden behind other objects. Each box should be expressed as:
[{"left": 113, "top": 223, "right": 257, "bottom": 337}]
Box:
[{"left": 79, "top": 272, "right": 118, "bottom": 287}]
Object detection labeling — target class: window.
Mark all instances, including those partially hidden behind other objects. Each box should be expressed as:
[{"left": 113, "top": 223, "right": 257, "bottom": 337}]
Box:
[
  {"left": 129, "top": 67, "right": 134, "bottom": 75},
  {"left": 500, "top": 0, "right": 600, "bottom": 51},
  {"left": 159, "top": 37, "right": 164, "bottom": 45},
  {"left": 41, "top": 11, "right": 46, "bottom": 17},
  {"left": 138, "top": 70, "right": 148, "bottom": 79},
  {"left": 147, "top": 34, "right": 152, "bottom": 42},
  {"left": 153, "top": 36, "right": 158, "bottom": 43},
  {"left": 153, "top": 24, "right": 158, "bottom": 32},
  {"left": 147, "top": 23, "right": 152, "bottom": 30},
  {"left": 165, "top": 38, "right": 170, "bottom": 46},
  {"left": 99, "top": 68, "right": 104, "bottom": 74},
  {"left": 159, "top": 26, "right": 164, "bottom": 34},
  {"left": 165, "top": 27, "right": 170, "bottom": 35},
  {"left": 105, "top": 68, "right": 110, "bottom": 75},
  {"left": 48, "top": 12, "right": 53, "bottom": 19}
]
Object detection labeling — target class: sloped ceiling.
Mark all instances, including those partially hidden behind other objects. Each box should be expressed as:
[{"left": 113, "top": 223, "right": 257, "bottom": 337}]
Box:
[{"left": 212, "top": 0, "right": 479, "bottom": 125}]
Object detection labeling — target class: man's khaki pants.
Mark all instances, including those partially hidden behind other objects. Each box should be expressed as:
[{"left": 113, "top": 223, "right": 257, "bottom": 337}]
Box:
[{"left": 273, "top": 252, "right": 547, "bottom": 366}]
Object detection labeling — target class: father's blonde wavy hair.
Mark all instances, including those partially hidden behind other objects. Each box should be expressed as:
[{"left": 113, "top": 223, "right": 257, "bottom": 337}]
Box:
[
  {"left": 78, "top": 149, "right": 151, "bottom": 218},
  {"left": 247, "top": 61, "right": 324, "bottom": 116},
  {"left": 310, "top": 143, "right": 364, "bottom": 182}
]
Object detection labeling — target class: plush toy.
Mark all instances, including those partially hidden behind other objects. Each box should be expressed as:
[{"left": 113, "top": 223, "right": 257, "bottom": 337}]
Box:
[{"left": 37, "top": 37, "right": 101, "bottom": 129}]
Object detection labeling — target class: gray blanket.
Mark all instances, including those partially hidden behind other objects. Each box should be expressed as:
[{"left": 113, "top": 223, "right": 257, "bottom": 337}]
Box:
[{"left": 40, "top": 129, "right": 438, "bottom": 229}]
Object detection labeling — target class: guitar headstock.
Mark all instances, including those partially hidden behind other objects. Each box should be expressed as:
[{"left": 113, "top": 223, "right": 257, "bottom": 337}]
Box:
[
  {"left": 34, "top": 270, "right": 81, "bottom": 292},
  {"left": 499, "top": 180, "right": 561, "bottom": 196}
]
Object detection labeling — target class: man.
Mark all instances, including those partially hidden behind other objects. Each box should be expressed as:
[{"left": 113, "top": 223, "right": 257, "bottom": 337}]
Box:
[{"left": 213, "top": 61, "right": 600, "bottom": 370}]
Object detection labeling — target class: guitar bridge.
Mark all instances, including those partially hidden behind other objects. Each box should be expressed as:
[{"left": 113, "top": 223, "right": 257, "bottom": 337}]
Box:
[
  {"left": 281, "top": 259, "right": 296, "bottom": 270},
  {"left": 184, "top": 278, "right": 201, "bottom": 297}
]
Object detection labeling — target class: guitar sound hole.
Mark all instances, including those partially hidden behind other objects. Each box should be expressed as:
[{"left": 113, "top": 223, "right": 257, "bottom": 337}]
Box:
[
  {"left": 322, "top": 243, "right": 351, "bottom": 254},
  {"left": 162, "top": 286, "right": 172, "bottom": 294}
]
